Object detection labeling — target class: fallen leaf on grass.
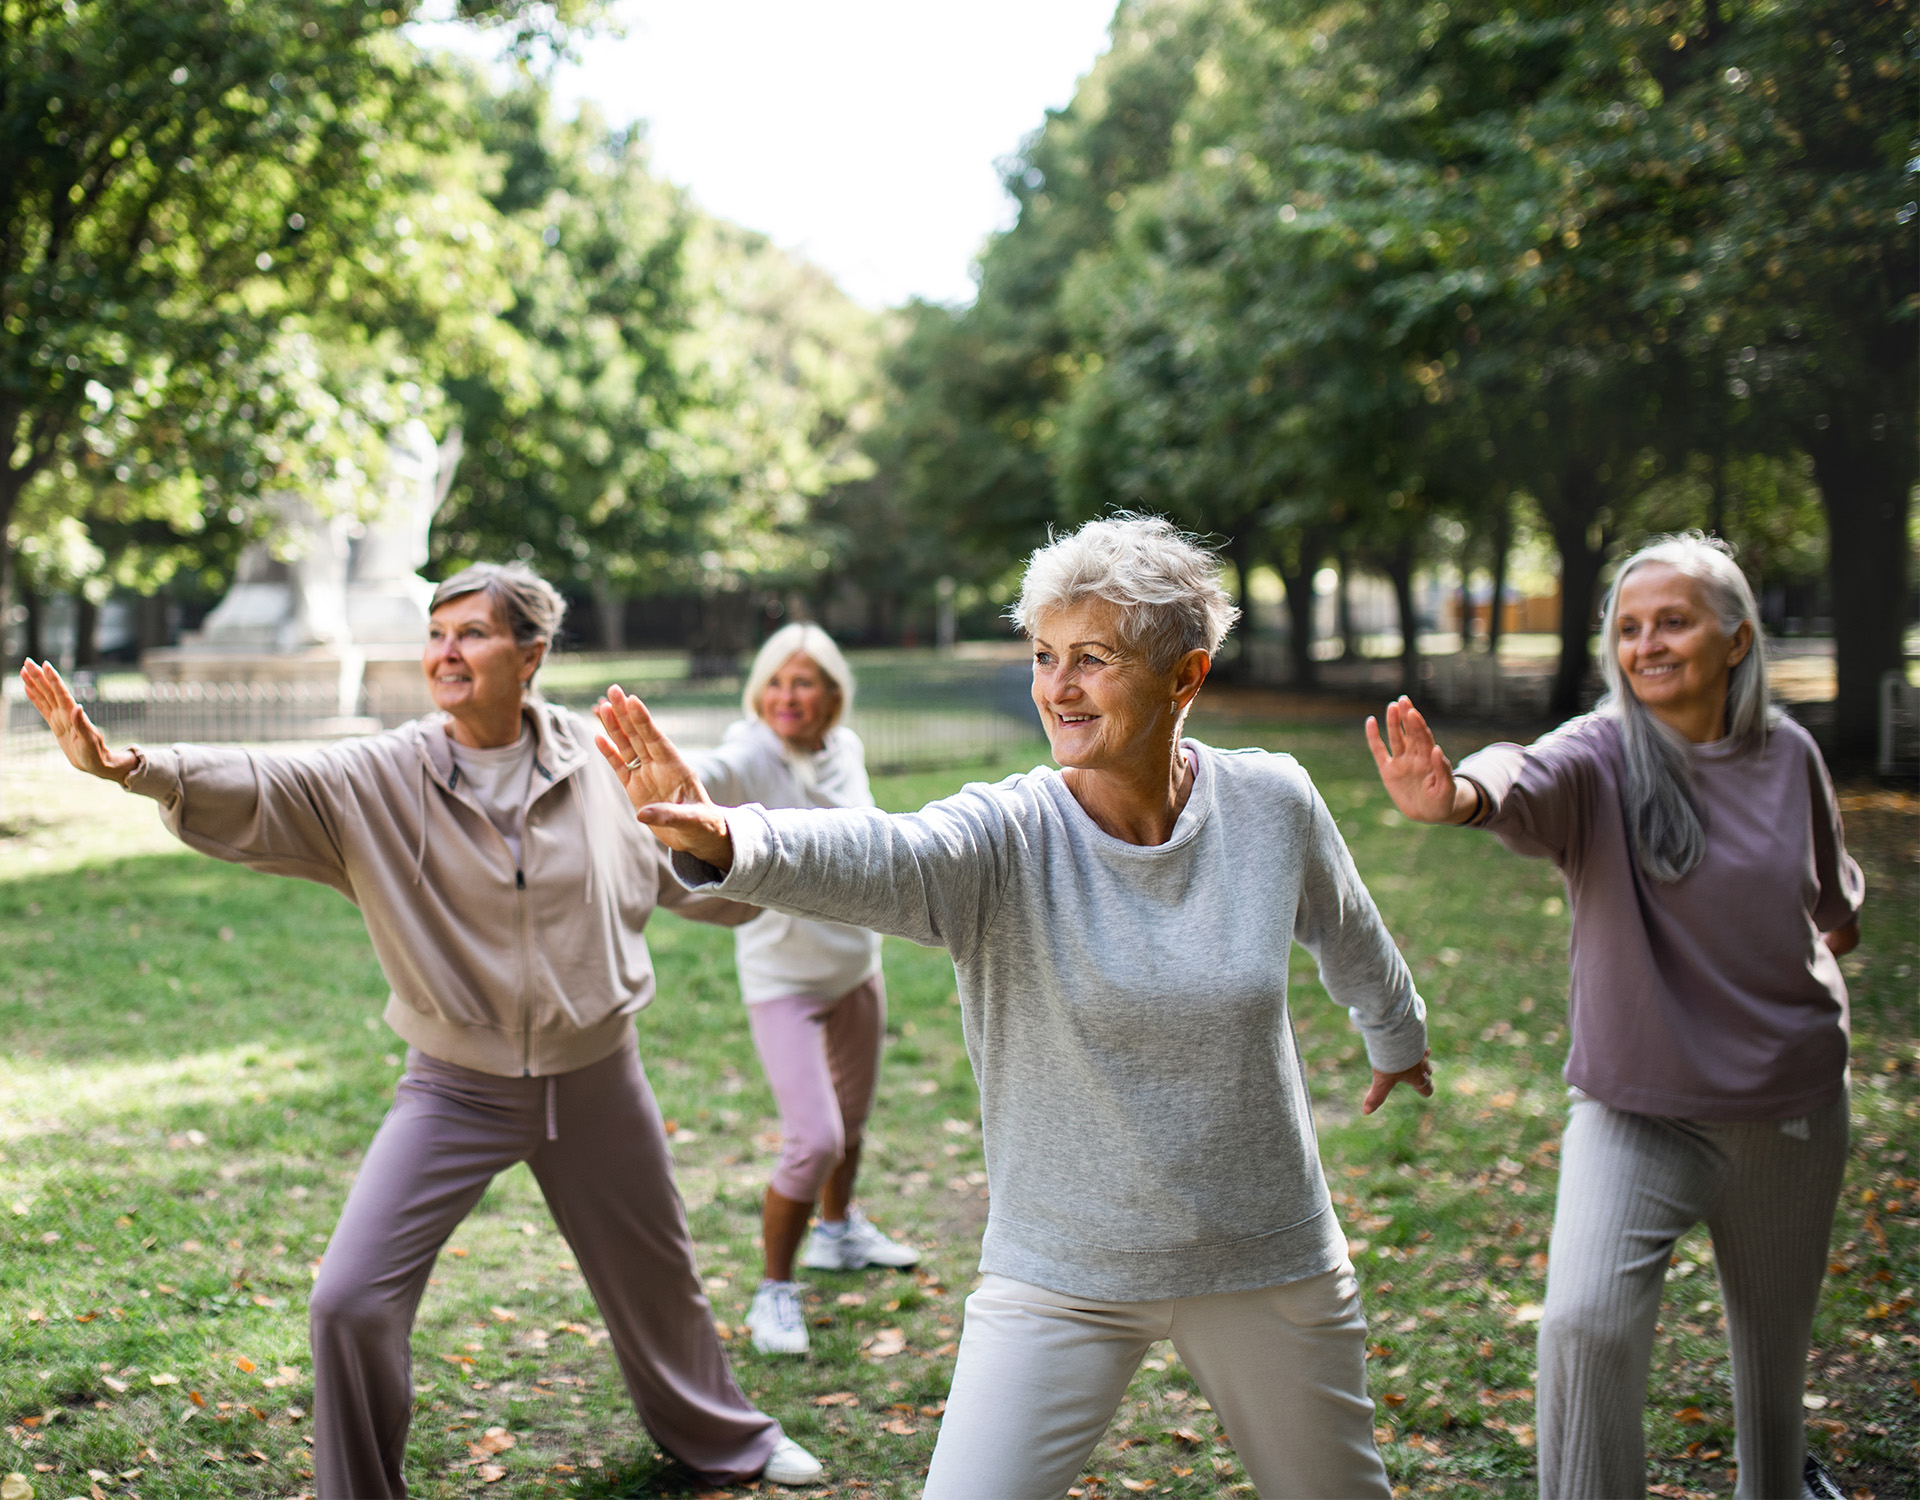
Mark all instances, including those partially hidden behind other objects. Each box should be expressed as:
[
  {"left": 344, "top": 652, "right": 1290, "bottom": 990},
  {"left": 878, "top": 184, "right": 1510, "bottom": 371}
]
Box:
[
  {"left": 1673, "top": 1406, "right": 1707, "bottom": 1424},
  {"left": 1808, "top": 1418, "right": 1848, "bottom": 1437},
  {"left": 865, "top": 1327, "right": 907, "bottom": 1358},
  {"left": 468, "top": 1427, "right": 515, "bottom": 1457},
  {"left": 235, "top": 1357, "right": 255, "bottom": 1373},
  {"left": 101, "top": 1377, "right": 127, "bottom": 1394},
  {"left": 882, "top": 1418, "right": 916, "bottom": 1436},
  {"left": 1511, "top": 1303, "right": 1546, "bottom": 1323},
  {"left": 439, "top": 1354, "right": 475, "bottom": 1367},
  {"left": 1382, "top": 1393, "right": 1407, "bottom": 1407},
  {"left": 189, "top": 1391, "right": 207, "bottom": 1408},
  {"left": 1167, "top": 1428, "right": 1203, "bottom": 1446},
  {"left": 1802, "top": 1394, "right": 1830, "bottom": 1411},
  {"left": 813, "top": 1392, "right": 858, "bottom": 1407},
  {"left": 1120, "top": 1482, "right": 1155, "bottom": 1493},
  {"left": 489, "top": 1306, "right": 517, "bottom": 1322},
  {"left": 23, "top": 1310, "right": 44, "bottom": 1324},
  {"left": 0, "top": 1475, "right": 29, "bottom": 1500},
  {"left": 476, "top": 1462, "right": 506, "bottom": 1482},
  {"left": 835, "top": 1292, "right": 867, "bottom": 1307},
  {"left": 150, "top": 1374, "right": 180, "bottom": 1387}
]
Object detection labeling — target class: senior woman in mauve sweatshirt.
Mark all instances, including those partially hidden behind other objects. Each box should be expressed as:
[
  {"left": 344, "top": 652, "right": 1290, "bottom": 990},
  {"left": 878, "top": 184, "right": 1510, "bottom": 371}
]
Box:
[
  {"left": 1369, "top": 533, "right": 1864, "bottom": 1500},
  {"left": 594, "top": 516, "right": 1434, "bottom": 1500},
  {"left": 20, "top": 563, "right": 821, "bottom": 1497}
]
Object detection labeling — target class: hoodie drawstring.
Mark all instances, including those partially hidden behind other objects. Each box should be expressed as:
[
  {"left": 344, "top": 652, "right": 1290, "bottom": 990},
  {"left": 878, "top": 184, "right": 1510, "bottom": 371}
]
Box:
[{"left": 545, "top": 1075, "right": 558, "bottom": 1142}]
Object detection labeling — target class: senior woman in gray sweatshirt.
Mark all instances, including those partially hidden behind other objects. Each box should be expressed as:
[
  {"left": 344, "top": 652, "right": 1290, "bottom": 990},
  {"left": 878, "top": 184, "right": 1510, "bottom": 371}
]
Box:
[{"left": 593, "top": 516, "right": 1434, "bottom": 1499}]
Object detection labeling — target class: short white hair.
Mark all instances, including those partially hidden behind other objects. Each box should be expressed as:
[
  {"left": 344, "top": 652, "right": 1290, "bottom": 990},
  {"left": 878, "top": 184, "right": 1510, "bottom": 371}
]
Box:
[
  {"left": 742, "top": 622, "right": 855, "bottom": 728},
  {"left": 1012, "top": 515, "right": 1240, "bottom": 671}
]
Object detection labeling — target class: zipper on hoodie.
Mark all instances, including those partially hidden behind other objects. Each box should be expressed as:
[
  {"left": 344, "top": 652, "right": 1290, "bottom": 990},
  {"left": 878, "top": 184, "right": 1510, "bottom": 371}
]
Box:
[{"left": 515, "top": 865, "right": 533, "bottom": 1075}]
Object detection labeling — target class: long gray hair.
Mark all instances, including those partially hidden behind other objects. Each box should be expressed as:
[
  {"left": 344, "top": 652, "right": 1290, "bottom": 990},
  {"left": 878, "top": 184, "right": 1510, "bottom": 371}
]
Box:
[{"left": 1597, "top": 532, "right": 1771, "bottom": 883}]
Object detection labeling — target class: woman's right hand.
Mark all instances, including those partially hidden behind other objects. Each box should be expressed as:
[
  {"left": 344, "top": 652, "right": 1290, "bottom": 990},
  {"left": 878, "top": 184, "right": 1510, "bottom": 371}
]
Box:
[
  {"left": 1365, "top": 696, "right": 1479, "bottom": 825},
  {"left": 594, "top": 685, "right": 736, "bottom": 872},
  {"left": 19, "top": 661, "right": 139, "bottom": 785}
]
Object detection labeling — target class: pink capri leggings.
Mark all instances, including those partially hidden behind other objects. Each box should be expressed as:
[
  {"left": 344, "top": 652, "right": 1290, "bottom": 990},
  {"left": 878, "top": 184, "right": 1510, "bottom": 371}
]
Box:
[{"left": 746, "top": 974, "right": 886, "bottom": 1202}]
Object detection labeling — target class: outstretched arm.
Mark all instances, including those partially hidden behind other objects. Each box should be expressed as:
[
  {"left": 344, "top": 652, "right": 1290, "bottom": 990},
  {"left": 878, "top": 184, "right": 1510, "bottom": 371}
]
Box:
[
  {"left": 1366, "top": 696, "right": 1482, "bottom": 826},
  {"left": 19, "top": 661, "right": 139, "bottom": 784},
  {"left": 593, "top": 685, "right": 736, "bottom": 871}
]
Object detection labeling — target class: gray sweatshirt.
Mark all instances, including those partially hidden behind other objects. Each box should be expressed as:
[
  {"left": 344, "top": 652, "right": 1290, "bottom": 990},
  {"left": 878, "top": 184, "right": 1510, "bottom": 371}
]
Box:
[{"left": 675, "top": 739, "right": 1428, "bottom": 1301}]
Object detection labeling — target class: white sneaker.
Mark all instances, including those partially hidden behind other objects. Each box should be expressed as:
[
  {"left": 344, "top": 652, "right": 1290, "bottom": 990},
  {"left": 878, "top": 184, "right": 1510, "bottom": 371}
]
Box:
[
  {"left": 800, "top": 1205, "right": 921, "bottom": 1271},
  {"left": 762, "top": 1434, "right": 825, "bottom": 1485},
  {"left": 746, "top": 1279, "right": 809, "bottom": 1355}
]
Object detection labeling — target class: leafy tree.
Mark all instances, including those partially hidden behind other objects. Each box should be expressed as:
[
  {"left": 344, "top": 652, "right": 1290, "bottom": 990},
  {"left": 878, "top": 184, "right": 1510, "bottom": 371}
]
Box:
[{"left": 1, "top": 0, "right": 585, "bottom": 655}]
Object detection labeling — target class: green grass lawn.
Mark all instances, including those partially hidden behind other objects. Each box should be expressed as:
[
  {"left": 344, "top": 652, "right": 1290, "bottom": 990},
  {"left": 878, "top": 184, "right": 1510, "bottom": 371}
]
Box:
[{"left": 1, "top": 706, "right": 1914, "bottom": 1500}]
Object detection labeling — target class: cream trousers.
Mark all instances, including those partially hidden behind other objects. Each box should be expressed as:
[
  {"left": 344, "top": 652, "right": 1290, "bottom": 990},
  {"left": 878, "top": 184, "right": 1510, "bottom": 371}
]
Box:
[{"left": 923, "top": 1265, "right": 1390, "bottom": 1500}]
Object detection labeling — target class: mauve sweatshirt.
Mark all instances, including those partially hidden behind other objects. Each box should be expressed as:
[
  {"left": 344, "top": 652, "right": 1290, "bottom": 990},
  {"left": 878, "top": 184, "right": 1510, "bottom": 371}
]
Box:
[
  {"left": 1456, "top": 713, "right": 1863, "bottom": 1122},
  {"left": 673, "top": 740, "right": 1428, "bottom": 1302}
]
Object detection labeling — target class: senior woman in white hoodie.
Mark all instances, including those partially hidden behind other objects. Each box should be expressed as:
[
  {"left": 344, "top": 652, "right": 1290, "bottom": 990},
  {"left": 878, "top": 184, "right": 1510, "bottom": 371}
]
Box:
[
  {"left": 594, "top": 517, "right": 1433, "bottom": 1499},
  {"left": 19, "top": 563, "right": 821, "bottom": 1496},
  {"left": 691, "top": 624, "right": 918, "bottom": 1359}
]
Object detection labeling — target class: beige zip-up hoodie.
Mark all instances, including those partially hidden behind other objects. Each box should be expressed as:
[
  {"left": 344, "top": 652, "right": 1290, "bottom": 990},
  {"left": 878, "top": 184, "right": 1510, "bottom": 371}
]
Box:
[{"left": 125, "top": 701, "right": 748, "bottom": 1076}]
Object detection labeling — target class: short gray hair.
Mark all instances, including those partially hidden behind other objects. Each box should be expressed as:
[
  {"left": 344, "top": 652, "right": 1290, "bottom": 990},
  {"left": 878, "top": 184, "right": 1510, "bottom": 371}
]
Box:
[
  {"left": 1598, "top": 531, "right": 1771, "bottom": 883},
  {"left": 430, "top": 563, "right": 567, "bottom": 650},
  {"left": 1012, "top": 515, "right": 1240, "bottom": 671},
  {"left": 742, "top": 622, "right": 855, "bottom": 729}
]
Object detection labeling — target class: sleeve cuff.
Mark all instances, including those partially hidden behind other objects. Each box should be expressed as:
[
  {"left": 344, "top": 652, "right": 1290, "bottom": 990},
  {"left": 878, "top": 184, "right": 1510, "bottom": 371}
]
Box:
[
  {"left": 122, "top": 746, "right": 180, "bottom": 804},
  {"left": 665, "top": 804, "right": 774, "bottom": 895}
]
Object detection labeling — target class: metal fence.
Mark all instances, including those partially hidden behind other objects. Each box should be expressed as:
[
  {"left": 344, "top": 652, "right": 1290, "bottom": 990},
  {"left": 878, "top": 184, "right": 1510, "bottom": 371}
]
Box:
[{"left": 1, "top": 659, "right": 1048, "bottom": 775}]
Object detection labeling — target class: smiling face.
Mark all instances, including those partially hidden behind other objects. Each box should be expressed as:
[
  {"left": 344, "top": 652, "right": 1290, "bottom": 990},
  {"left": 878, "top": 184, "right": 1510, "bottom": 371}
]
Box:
[
  {"left": 1029, "top": 597, "right": 1191, "bottom": 774},
  {"left": 1613, "top": 562, "right": 1751, "bottom": 740},
  {"left": 758, "top": 652, "right": 839, "bottom": 753},
  {"left": 423, "top": 590, "right": 543, "bottom": 745}
]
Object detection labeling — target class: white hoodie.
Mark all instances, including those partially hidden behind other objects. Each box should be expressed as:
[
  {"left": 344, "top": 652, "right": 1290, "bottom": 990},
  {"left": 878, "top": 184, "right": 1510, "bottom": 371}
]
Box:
[{"left": 693, "top": 719, "right": 883, "bottom": 1003}]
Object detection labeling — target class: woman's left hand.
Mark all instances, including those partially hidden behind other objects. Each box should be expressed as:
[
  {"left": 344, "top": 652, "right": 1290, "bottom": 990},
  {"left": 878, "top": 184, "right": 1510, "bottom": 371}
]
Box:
[
  {"left": 1361, "top": 1050, "right": 1434, "bottom": 1115},
  {"left": 594, "top": 685, "right": 736, "bottom": 871}
]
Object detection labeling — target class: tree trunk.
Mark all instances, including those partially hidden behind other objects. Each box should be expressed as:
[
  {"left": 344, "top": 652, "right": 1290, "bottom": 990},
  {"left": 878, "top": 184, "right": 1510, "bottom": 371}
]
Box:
[
  {"left": 1547, "top": 496, "right": 1609, "bottom": 721},
  {"left": 1809, "top": 415, "right": 1912, "bottom": 763},
  {"left": 1383, "top": 537, "right": 1421, "bottom": 697},
  {"left": 21, "top": 582, "right": 44, "bottom": 663},
  {"left": 1219, "top": 529, "right": 1257, "bottom": 682},
  {"left": 75, "top": 594, "right": 99, "bottom": 668},
  {"left": 1277, "top": 532, "right": 1323, "bottom": 690},
  {"left": 1486, "top": 493, "right": 1513, "bottom": 658},
  {"left": 1335, "top": 548, "right": 1359, "bottom": 660},
  {"left": 592, "top": 576, "right": 626, "bottom": 653}
]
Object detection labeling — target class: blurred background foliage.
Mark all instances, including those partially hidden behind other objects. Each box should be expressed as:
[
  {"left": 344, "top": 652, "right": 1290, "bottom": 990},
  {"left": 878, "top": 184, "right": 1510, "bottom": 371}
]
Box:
[{"left": 2, "top": 0, "right": 1912, "bottom": 755}]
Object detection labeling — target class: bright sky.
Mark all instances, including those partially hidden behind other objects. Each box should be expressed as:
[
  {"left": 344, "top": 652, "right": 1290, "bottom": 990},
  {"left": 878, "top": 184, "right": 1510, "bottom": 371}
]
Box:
[{"left": 417, "top": 0, "right": 1119, "bottom": 308}]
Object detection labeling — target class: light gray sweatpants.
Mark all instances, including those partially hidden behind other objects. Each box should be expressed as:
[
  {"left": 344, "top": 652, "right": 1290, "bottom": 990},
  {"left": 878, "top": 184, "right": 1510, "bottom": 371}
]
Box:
[
  {"left": 923, "top": 1266, "right": 1390, "bottom": 1500},
  {"left": 1537, "top": 1089, "right": 1848, "bottom": 1500},
  {"left": 307, "top": 1038, "right": 780, "bottom": 1498}
]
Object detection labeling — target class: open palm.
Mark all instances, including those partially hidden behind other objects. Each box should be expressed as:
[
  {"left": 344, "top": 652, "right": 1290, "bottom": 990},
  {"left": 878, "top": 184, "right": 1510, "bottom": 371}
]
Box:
[
  {"left": 1365, "top": 696, "right": 1465, "bottom": 825},
  {"left": 593, "top": 685, "right": 735, "bottom": 870},
  {"left": 19, "top": 660, "right": 139, "bottom": 784}
]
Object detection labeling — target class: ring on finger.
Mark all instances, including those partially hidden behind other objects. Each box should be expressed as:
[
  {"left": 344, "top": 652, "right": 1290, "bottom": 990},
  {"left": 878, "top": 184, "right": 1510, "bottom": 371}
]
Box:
[{"left": 624, "top": 755, "right": 645, "bottom": 770}]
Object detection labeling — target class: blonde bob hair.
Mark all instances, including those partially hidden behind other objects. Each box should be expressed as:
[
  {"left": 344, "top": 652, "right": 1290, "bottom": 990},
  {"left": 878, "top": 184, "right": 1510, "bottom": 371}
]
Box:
[{"left": 742, "top": 622, "right": 855, "bottom": 730}]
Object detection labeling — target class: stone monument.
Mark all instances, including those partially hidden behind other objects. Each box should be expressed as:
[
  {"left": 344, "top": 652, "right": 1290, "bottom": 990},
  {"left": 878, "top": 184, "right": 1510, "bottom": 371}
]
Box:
[{"left": 144, "top": 421, "right": 464, "bottom": 721}]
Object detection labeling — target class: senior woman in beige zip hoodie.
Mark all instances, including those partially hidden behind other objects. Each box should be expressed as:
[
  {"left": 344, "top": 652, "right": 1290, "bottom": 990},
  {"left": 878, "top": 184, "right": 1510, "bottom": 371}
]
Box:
[{"left": 19, "top": 563, "right": 822, "bottom": 1497}]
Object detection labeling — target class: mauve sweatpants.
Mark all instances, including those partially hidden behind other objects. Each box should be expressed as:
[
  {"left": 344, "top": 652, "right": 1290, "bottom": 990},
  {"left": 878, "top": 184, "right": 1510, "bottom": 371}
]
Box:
[
  {"left": 307, "top": 1037, "right": 780, "bottom": 1498},
  {"left": 745, "top": 975, "right": 885, "bottom": 1203}
]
